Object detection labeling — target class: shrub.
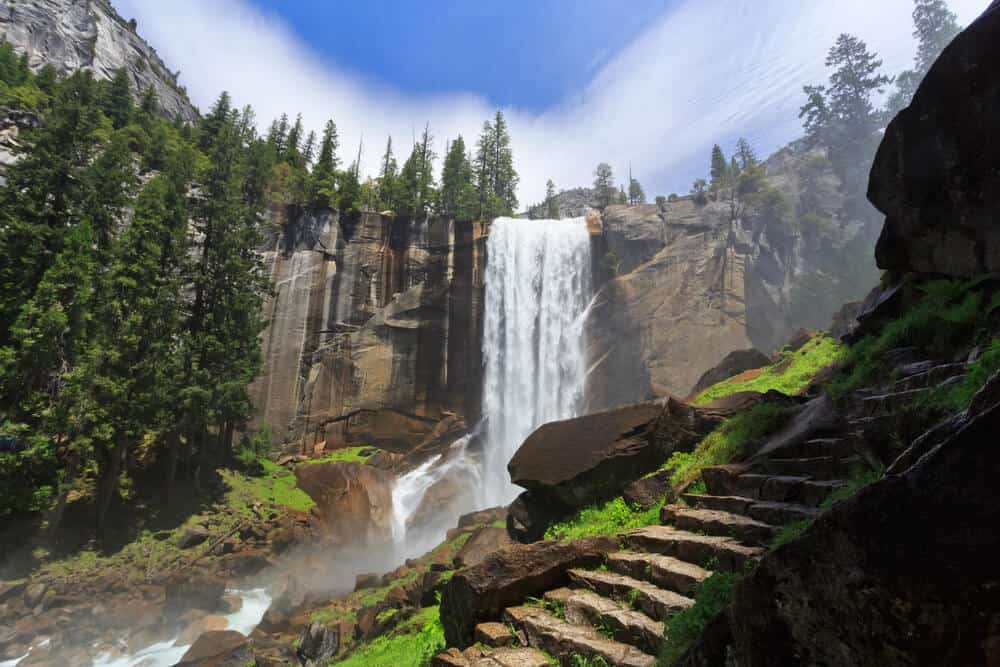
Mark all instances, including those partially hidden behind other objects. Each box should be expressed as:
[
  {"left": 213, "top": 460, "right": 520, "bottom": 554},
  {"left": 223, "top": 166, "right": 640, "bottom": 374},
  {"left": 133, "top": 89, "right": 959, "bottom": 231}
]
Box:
[{"left": 658, "top": 572, "right": 739, "bottom": 666}]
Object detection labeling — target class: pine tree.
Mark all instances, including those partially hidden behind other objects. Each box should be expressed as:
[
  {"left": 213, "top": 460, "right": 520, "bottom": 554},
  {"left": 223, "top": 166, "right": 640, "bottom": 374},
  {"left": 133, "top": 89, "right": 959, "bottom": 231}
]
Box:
[
  {"left": 377, "top": 135, "right": 398, "bottom": 212},
  {"left": 475, "top": 111, "right": 518, "bottom": 219},
  {"left": 310, "top": 119, "right": 339, "bottom": 209},
  {"left": 710, "top": 144, "right": 728, "bottom": 191},
  {"left": 302, "top": 130, "right": 316, "bottom": 166},
  {"left": 628, "top": 178, "right": 645, "bottom": 206},
  {"left": 284, "top": 113, "right": 304, "bottom": 164},
  {"left": 102, "top": 68, "right": 133, "bottom": 130},
  {"left": 593, "top": 163, "right": 615, "bottom": 210},
  {"left": 398, "top": 125, "right": 437, "bottom": 222},
  {"left": 440, "top": 135, "right": 476, "bottom": 220},
  {"left": 886, "top": 0, "right": 961, "bottom": 117},
  {"left": 545, "top": 179, "right": 559, "bottom": 219}
]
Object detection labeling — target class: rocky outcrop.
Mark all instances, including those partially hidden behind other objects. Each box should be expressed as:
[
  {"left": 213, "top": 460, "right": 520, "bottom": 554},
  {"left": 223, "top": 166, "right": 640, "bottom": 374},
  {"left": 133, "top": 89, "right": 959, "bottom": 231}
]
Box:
[
  {"left": 587, "top": 142, "right": 880, "bottom": 405},
  {"left": 0, "top": 0, "right": 198, "bottom": 121},
  {"left": 692, "top": 373, "right": 1000, "bottom": 666},
  {"left": 440, "top": 536, "right": 619, "bottom": 648},
  {"left": 177, "top": 630, "right": 253, "bottom": 666},
  {"left": 869, "top": 1, "right": 1000, "bottom": 279},
  {"left": 249, "top": 209, "right": 488, "bottom": 452},
  {"left": 294, "top": 461, "right": 394, "bottom": 547}
]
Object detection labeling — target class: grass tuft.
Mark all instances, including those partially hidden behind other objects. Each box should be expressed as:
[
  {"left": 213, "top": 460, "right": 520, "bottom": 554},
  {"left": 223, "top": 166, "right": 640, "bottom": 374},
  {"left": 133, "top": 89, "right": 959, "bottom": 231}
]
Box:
[
  {"left": 543, "top": 496, "right": 664, "bottom": 541},
  {"left": 329, "top": 605, "right": 444, "bottom": 667},
  {"left": 657, "top": 572, "right": 739, "bottom": 666}
]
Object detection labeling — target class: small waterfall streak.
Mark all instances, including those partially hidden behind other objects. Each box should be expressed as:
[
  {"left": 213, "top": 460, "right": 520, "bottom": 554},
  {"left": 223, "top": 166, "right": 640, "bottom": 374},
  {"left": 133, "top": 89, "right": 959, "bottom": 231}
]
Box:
[
  {"left": 389, "top": 435, "right": 482, "bottom": 559},
  {"left": 481, "top": 217, "right": 592, "bottom": 506}
]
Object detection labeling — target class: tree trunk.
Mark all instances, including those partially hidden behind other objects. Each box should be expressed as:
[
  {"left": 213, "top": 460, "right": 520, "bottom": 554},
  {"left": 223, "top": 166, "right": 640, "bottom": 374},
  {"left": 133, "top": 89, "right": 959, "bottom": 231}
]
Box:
[
  {"left": 165, "top": 428, "right": 180, "bottom": 505},
  {"left": 95, "top": 432, "right": 128, "bottom": 540}
]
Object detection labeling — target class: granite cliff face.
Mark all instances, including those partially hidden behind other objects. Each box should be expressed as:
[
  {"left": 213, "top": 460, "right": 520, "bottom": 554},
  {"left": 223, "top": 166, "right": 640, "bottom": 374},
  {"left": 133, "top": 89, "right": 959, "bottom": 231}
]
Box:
[
  {"left": 0, "top": 0, "right": 197, "bottom": 121},
  {"left": 586, "top": 142, "right": 878, "bottom": 406},
  {"left": 250, "top": 208, "right": 487, "bottom": 455}
]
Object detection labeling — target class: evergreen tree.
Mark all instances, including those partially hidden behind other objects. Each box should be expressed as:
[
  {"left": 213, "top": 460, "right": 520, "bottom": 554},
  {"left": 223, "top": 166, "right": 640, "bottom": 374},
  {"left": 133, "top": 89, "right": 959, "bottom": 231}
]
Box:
[
  {"left": 302, "top": 130, "right": 316, "bottom": 166},
  {"left": 710, "top": 144, "right": 728, "bottom": 191},
  {"left": 545, "top": 179, "right": 559, "bottom": 219},
  {"left": 628, "top": 178, "right": 645, "bottom": 206},
  {"left": 102, "top": 68, "right": 133, "bottom": 130},
  {"left": 310, "top": 119, "right": 339, "bottom": 209},
  {"left": 439, "top": 135, "right": 476, "bottom": 220},
  {"left": 593, "top": 162, "right": 615, "bottom": 210},
  {"left": 475, "top": 110, "right": 518, "bottom": 219},
  {"left": 398, "top": 124, "right": 436, "bottom": 222},
  {"left": 886, "top": 0, "right": 961, "bottom": 117},
  {"left": 284, "top": 113, "right": 304, "bottom": 164},
  {"left": 377, "top": 135, "right": 399, "bottom": 212}
]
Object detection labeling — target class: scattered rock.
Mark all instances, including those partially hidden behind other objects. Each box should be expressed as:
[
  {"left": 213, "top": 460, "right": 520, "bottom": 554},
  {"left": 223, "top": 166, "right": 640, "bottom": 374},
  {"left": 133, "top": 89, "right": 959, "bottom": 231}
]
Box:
[
  {"left": 175, "top": 615, "right": 230, "bottom": 646},
  {"left": 691, "top": 348, "right": 772, "bottom": 396},
  {"left": 440, "top": 536, "right": 618, "bottom": 648},
  {"left": 295, "top": 461, "right": 394, "bottom": 547},
  {"left": 753, "top": 394, "right": 843, "bottom": 459},
  {"left": 297, "top": 622, "right": 339, "bottom": 664},
  {"left": 506, "top": 490, "right": 571, "bottom": 544},
  {"left": 176, "top": 630, "right": 252, "bottom": 666},
  {"left": 622, "top": 470, "right": 675, "bottom": 510},
  {"left": 165, "top": 577, "right": 225, "bottom": 616},
  {"left": 453, "top": 527, "right": 513, "bottom": 569},
  {"left": 177, "top": 526, "right": 210, "bottom": 550},
  {"left": 829, "top": 301, "right": 862, "bottom": 342},
  {"left": 354, "top": 573, "right": 380, "bottom": 591},
  {"left": 457, "top": 506, "right": 508, "bottom": 530},
  {"left": 22, "top": 583, "right": 46, "bottom": 608}
]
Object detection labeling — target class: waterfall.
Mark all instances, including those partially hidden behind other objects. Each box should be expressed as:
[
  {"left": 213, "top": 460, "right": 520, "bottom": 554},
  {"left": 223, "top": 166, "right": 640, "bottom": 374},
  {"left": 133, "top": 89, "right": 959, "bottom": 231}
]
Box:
[{"left": 480, "top": 216, "right": 592, "bottom": 506}]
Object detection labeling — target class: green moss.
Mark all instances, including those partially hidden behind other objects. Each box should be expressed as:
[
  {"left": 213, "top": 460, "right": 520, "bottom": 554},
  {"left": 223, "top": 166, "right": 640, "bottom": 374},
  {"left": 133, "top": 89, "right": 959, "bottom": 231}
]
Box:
[
  {"left": 694, "top": 336, "right": 843, "bottom": 405},
  {"left": 662, "top": 403, "right": 794, "bottom": 488},
  {"left": 657, "top": 572, "right": 739, "bottom": 666},
  {"left": 223, "top": 462, "right": 315, "bottom": 513},
  {"left": 544, "top": 496, "right": 664, "bottom": 541},
  {"left": 330, "top": 606, "right": 444, "bottom": 667}
]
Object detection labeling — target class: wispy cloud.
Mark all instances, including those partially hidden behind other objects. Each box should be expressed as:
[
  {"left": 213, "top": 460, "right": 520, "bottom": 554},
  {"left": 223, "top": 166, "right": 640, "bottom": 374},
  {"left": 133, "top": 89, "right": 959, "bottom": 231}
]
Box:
[{"left": 117, "top": 0, "right": 987, "bottom": 207}]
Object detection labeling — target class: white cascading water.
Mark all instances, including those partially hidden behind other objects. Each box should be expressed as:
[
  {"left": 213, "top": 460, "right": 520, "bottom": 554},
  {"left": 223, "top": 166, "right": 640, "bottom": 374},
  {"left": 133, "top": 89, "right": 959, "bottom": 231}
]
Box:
[{"left": 480, "top": 216, "right": 592, "bottom": 506}]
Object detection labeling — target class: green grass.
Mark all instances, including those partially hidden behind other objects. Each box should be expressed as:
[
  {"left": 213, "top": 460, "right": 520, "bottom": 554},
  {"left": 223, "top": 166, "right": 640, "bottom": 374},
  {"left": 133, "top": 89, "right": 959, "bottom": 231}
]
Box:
[
  {"left": 831, "top": 278, "right": 991, "bottom": 400},
  {"left": 694, "top": 336, "right": 843, "bottom": 405},
  {"left": 657, "top": 572, "right": 739, "bottom": 666},
  {"left": 304, "top": 446, "right": 380, "bottom": 465},
  {"left": 330, "top": 606, "right": 444, "bottom": 667},
  {"left": 932, "top": 338, "right": 1000, "bottom": 412},
  {"left": 770, "top": 519, "right": 812, "bottom": 549},
  {"left": 226, "top": 459, "right": 315, "bottom": 512},
  {"left": 661, "top": 403, "right": 794, "bottom": 488},
  {"left": 543, "top": 496, "right": 664, "bottom": 541}
]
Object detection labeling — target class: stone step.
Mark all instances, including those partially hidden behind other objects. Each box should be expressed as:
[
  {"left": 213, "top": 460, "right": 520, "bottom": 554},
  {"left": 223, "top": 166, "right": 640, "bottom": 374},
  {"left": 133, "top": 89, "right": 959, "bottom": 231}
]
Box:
[
  {"left": 745, "top": 500, "right": 818, "bottom": 525},
  {"left": 568, "top": 568, "right": 693, "bottom": 621},
  {"left": 798, "top": 479, "right": 849, "bottom": 507},
  {"left": 660, "top": 504, "right": 775, "bottom": 546},
  {"left": 757, "top": 456, "right": 864, "bottom": 480},
  {"left": 504, "top": 606, "right": 656, "bottom": 667},
  {"left": 474, "top": 622, "right": 516, "bottom": 648},
  {"left": 888, "top": 362, "right": 966, "bottom": 392},
  {"left": 682, "top": 494, "right": 819, "bottom": 527},
  {"left": 622, "top": 526, "right": 763, "bottom": 571},
  {"left": 776, "top": 436, "right": 858, "bottom": 460},
  {"left": 606, "top": 551, "right": 710, "bottom": 597},
  {"left": 563, "top": 588, "right": 665, "bottom": 655},
  {"left": 433, "top": 646, "right": 553, "bottom": 667},
  {"left": 860, "top": 386, "right": 936, "bottom": 414}
]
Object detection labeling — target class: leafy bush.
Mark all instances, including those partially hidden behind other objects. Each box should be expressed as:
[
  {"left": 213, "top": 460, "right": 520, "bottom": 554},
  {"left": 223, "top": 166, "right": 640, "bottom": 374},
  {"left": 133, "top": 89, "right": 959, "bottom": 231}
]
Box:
[
  {"left": 663, "top": 403, "right": 793, "bottom": 487},
  {"left": 544, "top": 496, "right": 664, "bottom": 541},
  {"left": 658, "top": 572, "right": 739, "bottom": 666}
]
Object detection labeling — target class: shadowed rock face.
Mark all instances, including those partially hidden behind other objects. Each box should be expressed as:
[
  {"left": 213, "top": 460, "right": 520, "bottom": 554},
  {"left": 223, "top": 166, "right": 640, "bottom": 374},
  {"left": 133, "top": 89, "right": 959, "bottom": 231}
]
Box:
[
  {"left": 0, "top": 0, "right": 198, "bottom": 121},
  {"left": 295, "top": 461, "right": 394, "bottom": 548},
  {"left": 869, "top": 1, "right": 1000, "bottom": 278},
  {"left": 250, "top": 209, "right": 487, "bottom": 453}
]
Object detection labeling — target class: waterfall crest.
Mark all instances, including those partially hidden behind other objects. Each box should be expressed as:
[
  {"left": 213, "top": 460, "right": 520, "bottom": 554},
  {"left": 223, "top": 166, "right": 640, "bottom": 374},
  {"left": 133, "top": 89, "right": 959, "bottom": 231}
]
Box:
[{"left": 480, "top": 216, "right": 593, "bottom": 506}]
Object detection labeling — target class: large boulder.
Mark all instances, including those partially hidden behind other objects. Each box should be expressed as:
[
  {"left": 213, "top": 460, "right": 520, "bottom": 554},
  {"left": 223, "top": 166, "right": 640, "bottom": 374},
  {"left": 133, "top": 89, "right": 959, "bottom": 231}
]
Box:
[
  {"left": 690, "top": 372, "right": 1000, "bottom": 666},
  {"left": 508, "top": 398, "right": 725, "bottom": 513},
  {"left": 690, "top": 349, "right": 772, "bottom": 397},
  {"left": 294, "top": 461, "right": 394, "bottom": 547},
  {"left": 868, "top": 2, "right": 1000, "bottom": 278},
  {"left": 176, "top": 630, "right": 252, "bottom": 667},
  {"left": 452, "top": 526, "right": 513, "bottom": 569},
  {"left": 440, "top": 536, "right": 618, "bottom": 648}
]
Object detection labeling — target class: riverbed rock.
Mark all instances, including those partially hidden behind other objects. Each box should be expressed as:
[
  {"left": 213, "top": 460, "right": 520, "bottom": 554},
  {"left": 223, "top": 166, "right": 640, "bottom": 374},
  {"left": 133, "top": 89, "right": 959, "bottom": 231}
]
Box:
[
  {"left": 453, "top": 527, "right": 513, "bottom": 569},
  {"left": 295, "top": 460, "right": 394, "bottom": 547},
  {"left": 868, "top": 1, "right": 1000, "bottom": 278},
  {"left": 164, "top": 577, "right": 225, "bottom": 616},
  {"left": 175, "top": 615, "right": 230, "bottom": 646},
  {"left": 177, "top": 526, "right": 210, "bottom": 549},
  {"left": 176, "top": 630, "right": 252, "bottom": 667},
  {"left": 297, "top": 622, "right": 339, "bottom": 664},
  {"left": 440, "top": 536, "right": 618, "bottom": 648}
]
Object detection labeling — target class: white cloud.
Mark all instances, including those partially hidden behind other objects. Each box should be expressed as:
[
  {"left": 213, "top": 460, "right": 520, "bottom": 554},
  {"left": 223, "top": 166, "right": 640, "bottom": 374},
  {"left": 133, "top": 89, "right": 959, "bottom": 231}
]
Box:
[{"left": 117, "top": 0, "right": 988, "bottom": 207}]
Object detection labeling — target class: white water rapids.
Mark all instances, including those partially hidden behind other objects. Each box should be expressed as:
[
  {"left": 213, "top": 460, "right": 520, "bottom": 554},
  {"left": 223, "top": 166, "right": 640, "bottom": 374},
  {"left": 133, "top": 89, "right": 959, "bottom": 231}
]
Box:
[{"left": 390, "top": 216, "right": 592, "bottom": 545}]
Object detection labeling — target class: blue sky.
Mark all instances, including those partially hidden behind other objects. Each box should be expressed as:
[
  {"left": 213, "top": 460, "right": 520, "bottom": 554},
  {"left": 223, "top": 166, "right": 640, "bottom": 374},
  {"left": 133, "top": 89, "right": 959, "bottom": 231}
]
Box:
[
  {"left": 245, "top": 0, "right": 668, "bottom": 113},
  {"left": 118, "top": 0, "right": 988, "bottom": 206}
]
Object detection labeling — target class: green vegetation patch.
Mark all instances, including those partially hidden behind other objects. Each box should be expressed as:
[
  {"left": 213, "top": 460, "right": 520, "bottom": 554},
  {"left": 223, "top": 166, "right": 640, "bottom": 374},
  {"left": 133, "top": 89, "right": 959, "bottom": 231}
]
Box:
[
  {"left": 223, "top": 459, "right": 316, "bottom": 513},
  {"left": 304, "top": 446, "right": 380, "bottom": 465},
  {"left": 662, "top": 403, "right": 794, "bottom": 488},
  {"left": 657, "top": 572, "right": 739, "bottom": 666},
  {"left": 694, "top": 335, "right": 843, "bottom": 405},
  {"left": 330, "top": 605, "right": 444, "bottom": 667},
  {"left": 544, "top": 496, "right": 664, "bottom": 541}
]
